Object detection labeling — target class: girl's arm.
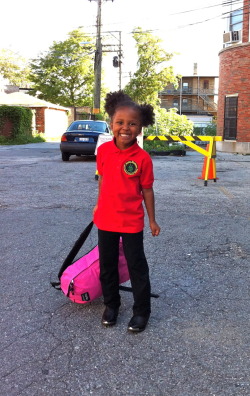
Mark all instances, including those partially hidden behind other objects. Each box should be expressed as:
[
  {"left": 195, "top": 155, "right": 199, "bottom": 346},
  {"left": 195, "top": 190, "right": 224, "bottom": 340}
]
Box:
[
  {"left": 142, "top": 187, "right": 161, "bottom": 236},
  {"left": 93, "top": 175, "right": 103, "bottom": 217}
]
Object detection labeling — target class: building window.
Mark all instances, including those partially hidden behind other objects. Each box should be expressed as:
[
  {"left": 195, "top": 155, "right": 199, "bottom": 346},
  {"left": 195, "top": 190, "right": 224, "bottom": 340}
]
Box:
[
  {"left": 224, "top": 96, "right": 238, "bottom": 140},
  {"left": 230, "top": 9, "right": 243, "bottom": 32},
  {"left": 203, "top": 80, "right": 209, "bottom": 90},
  {"left": 182, "top": 98, "right": 188, "bottom": 108},
  {"left": 182, "top": 82, "right": 189, "bottom": 92},
  {"left": 173, "top": 99, "right": 179, "bottom": 108}
]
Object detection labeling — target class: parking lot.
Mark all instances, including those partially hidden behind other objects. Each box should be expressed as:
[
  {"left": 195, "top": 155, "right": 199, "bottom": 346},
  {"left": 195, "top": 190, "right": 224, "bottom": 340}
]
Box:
[{"left": 0, "top": 142, "right": 250, "bottom": 395}]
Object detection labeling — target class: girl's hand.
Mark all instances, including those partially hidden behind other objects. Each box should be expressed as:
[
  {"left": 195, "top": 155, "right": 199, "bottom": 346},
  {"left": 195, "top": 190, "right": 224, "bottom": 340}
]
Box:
[{"left": 150, "top": 221, "right": 160, "bottom": 236}]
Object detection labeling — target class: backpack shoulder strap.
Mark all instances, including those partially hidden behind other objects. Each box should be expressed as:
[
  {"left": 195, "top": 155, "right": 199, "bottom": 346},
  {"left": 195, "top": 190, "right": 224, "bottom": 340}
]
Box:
[
  {"left": 57, "top": 221, "right": 94, "bottom": 279},
  {"left": 50, "top": 281, "right": 61, "bottom": 290}
]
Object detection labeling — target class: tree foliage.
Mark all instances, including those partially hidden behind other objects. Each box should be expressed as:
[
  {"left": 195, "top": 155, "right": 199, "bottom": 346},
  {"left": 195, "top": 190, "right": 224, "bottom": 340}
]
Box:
[
  {"left": 152, "top": 107, "right": 193, "bottom": 136},
  {"left": 193, "top": 119, "right": 217, "bottom": 136},
  {"left": 124, "top": 28, "right": 193, "bottom": 136},
  {"left": 29, "top": 30, "right": 95, "bottom": 107},
  {"left": 124, "top": 27, "right": 178, "bottom": 107},
  {"left": 0, "top": 49, "right": 30, "bottom": 86},
  {"left": 204, "top": 120, "right": 217, "bottom": 136}
]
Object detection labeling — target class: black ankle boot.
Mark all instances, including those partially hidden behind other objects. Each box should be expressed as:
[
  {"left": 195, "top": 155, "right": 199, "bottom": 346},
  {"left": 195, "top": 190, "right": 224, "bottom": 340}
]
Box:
[
  {"left": 127, "top": 315, "right": 150, "bottom": 333},
  {"left": 101, "top": 306, "right": 119, "bottom": 326}
]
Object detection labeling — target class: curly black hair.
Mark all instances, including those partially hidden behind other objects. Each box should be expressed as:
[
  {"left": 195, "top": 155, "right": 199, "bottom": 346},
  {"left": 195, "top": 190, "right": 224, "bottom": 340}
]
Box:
[{"left": 104, "top": 90, "right": 155, "bottom": 127}]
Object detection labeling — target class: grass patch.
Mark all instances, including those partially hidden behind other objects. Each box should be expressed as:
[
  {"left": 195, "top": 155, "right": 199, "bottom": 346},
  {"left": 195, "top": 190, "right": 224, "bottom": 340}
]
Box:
[{"left": 0, "top": 133, "right": 46, "bottom": 145}]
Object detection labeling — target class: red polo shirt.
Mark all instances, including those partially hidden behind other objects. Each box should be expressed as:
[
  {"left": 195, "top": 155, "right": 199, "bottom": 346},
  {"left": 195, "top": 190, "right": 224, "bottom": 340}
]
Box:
[{"left": 94, "top": 139, "right": 154, "bottom": 233}]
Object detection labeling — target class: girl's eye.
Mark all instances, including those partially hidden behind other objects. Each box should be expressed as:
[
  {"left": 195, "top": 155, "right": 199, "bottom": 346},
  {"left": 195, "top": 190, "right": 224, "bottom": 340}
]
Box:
[{"left": 115, "top": 121, "right": 138, "bottom": 126}]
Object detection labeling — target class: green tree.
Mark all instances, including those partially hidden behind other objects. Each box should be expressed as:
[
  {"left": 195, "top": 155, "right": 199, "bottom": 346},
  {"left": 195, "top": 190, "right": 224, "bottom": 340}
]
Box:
[
  {"left": 124, "top": 27, "right": 178, "bottom": 106},
  {"left": 193, "top": 119, "right": 217, "bottom": 136},
  {"left": 0, "top": 49, "right": 30, "bottom": 86},
  {"left": 124, "top": 28, "right": 193, "bottom": 136},
  {"left": 204, "top": 119, "right": 217, "bottom": 136},
  {"left": 29, "top": 29, "right": 95, "bottom": 107},
  {"left": 153, "top": 107, "right": 193, "bottom": 136}
]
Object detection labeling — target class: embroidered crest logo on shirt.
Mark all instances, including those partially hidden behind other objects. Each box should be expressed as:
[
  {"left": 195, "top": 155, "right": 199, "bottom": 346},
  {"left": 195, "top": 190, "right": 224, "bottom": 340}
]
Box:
[{"left": 124, "top": 161, "right": 138, "bottom": 175}]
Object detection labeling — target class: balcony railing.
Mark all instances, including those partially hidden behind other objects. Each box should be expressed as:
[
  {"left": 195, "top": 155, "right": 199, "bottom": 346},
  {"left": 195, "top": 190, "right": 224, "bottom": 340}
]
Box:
[
  {"left": 160, "top": 88, "right": 218, "bottom": 96},
  {"left": 161, "top": 104, "right": 217, "bottom": 113}
]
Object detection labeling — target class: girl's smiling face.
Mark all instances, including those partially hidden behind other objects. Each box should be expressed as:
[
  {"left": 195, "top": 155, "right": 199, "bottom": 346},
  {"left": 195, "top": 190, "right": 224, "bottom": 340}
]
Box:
[{"left": 110, "top": 106, "right": 142, "bottom": 150}]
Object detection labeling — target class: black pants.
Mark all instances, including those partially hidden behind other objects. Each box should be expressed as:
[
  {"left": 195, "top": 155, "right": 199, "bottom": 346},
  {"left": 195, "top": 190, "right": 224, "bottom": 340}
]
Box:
[{"left": 98, "top": 229, "right": 151, "bottom": 316}]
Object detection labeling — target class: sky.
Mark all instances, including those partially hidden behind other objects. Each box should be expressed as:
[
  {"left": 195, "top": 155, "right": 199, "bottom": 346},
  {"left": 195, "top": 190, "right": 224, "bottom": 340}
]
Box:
[{"left": 0, "top": 0, "right": 233, "bottom": 91}]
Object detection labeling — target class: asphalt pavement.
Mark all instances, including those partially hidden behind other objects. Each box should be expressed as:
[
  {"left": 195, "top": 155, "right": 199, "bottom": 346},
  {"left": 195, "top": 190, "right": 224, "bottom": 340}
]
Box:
[{"left": 0, "top": 142, "right": 250, "bottom": 396}]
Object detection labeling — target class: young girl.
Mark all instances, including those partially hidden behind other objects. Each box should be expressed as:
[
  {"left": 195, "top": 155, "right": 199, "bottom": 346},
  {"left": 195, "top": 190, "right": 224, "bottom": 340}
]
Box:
[{"left": 93, "top": 91, "right": 160, "bottom": 333}]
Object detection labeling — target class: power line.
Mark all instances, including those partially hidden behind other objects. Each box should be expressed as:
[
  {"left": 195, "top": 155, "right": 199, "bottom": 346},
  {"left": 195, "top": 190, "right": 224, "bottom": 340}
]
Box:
[
  {"left": 222, "top": 6, "right": 244, "bottom": 18},
  {"left": 79, "top": 1, "right": 246, "bottom": 36},
  {"left": 99, "top": 0, "right": 244, "bottom": 29},
  {"left": 222, "top": 0, "right": 243, "bottom": 5},
  {"left": 100, "top": 0, "right": 243, "bottom": 27},
  {"left": 177, "top": 6, "right": 249, "bottom": 29},
  {"left": 130, "top": 5, "right": 247, "bottom": 32},
  {"left": 169, "top": 0, "right": 243, "bottom": 16}
]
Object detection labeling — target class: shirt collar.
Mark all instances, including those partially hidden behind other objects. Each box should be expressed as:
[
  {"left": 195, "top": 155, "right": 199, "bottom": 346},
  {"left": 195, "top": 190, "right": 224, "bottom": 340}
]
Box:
[{"left": 111, "top": 138, "right": 140, "bottom": 154}]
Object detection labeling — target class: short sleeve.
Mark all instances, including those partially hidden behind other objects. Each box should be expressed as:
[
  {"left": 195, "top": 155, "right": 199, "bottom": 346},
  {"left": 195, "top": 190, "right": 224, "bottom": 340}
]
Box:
[
  {"left": 140, "top": 154, "right": 154, "bottom": 189},
  {"left": 96, "top": 145, "right": 104, "bottom": 176}
]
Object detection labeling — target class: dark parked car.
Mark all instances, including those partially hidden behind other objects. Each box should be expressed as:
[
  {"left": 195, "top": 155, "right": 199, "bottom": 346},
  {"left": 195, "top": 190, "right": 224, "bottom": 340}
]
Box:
[{"left": 60, "top": 120, "right": 111, "bottom": 161}]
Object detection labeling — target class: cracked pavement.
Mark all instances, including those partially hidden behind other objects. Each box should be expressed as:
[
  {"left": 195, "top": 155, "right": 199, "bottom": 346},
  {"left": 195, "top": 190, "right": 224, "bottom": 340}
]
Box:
[{"left": 0, "top": 143, "right": 250, "bottom": 395}]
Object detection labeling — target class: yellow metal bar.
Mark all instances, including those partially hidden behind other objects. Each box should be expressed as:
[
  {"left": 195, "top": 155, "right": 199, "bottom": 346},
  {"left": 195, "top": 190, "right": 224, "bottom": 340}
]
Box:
[
  {"left": 146, "top": 135, "right": 168, "bottom": 141},
  {"left": 144, "top": 135, "right": 222, "bottom": 142},
  {"left": 144, "top": 135, "right": 222, "bottom": 156},
  {"left": 213, "top": 142, "right": 217, "bottom": 180},
  {"left": 204, "top": 140, "right": 213, "bottom": 184},
  {"left": 144, "top": 135, "right": 222, "bottom": 186},
  {"left": 183, "top": 141, "right": 210, "bottom": 157}
]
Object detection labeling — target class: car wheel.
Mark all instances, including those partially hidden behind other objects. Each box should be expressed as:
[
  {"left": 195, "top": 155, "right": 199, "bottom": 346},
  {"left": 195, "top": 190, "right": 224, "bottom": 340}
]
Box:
[{"left": 62, "top": 152, "right": 70, "bottom": 161}]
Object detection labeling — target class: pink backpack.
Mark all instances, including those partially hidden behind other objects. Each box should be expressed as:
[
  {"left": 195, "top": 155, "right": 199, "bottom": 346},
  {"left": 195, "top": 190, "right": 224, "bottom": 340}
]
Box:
[{"left": 51, "top": 222, "right": 130, "bottom": 304}]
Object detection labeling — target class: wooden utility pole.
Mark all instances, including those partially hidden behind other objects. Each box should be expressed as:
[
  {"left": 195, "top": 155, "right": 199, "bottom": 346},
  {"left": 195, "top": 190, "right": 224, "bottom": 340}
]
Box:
[
  {"left": 89, "top": 0, "right": 114, "bottom": 114},
  {"left": 118, "top": 31, "right": 122, "bottom": 90},
  {"left": 93, "top": 0, "right": 102, "bottom": 113}
]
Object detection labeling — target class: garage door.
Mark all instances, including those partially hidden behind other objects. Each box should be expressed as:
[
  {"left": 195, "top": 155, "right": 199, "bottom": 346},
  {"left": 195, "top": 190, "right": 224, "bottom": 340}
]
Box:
[{"left": 44, "top": 109, "right": 69, "bottom": 141}]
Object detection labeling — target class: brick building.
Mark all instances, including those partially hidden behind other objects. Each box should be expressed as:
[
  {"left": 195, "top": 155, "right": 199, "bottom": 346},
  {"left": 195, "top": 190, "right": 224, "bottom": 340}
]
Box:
[
  {"left": 0, "top": 92, "right": 69, "bottom": 140},
  {"left": 217, "top": 0, "right": 250, "bottom": 154}
]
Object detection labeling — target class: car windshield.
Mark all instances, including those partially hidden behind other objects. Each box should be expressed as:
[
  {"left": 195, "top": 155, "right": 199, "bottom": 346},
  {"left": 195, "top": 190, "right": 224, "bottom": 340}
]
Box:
[{"left": 68, "top": 121, "right": 107, "bottom": 132}]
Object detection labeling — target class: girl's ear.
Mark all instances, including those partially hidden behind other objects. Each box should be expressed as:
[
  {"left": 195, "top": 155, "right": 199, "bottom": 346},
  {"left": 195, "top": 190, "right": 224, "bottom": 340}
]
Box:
[{"left": 136, "top": 128, "right": 142, "bottom": 137}]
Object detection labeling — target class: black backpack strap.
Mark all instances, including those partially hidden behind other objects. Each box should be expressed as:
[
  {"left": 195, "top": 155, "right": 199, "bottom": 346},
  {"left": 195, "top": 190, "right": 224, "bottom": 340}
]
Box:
[
  {"left": 57, "top": 221, "right": 94, "bottom": 279},
  {"left": 51, "top": 281, "right": 61, "bottom": 290},
  {"left": 119, "top": 285, "right": 159, "bottom": 298}
]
